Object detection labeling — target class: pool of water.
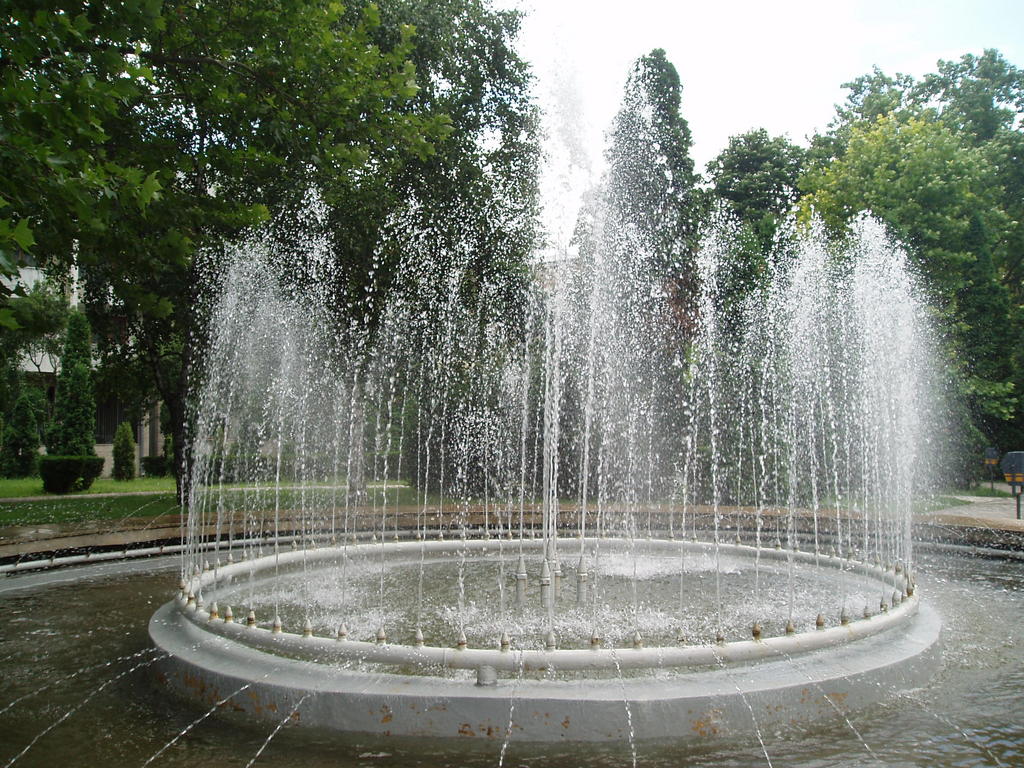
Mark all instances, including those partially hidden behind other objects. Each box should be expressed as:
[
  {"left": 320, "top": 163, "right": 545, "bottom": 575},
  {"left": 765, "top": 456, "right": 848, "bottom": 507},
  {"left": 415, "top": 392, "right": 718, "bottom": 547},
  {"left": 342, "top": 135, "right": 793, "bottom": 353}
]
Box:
[
  {"left": 0, "top": 550, "right": 1021, "bottom": 767},
  {"left": 211, "top": 544, "right": 882, "bottom": 651}
]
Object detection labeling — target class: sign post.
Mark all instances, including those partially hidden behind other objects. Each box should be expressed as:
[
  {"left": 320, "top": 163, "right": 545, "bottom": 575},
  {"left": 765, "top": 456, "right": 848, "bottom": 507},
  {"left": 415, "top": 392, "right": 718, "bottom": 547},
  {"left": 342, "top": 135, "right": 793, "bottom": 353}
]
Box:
[
  {"left": 1000, "top": 451, "right": 1024, "bottom": 521},
  {"left": 984, "top": 447, "right": 1000, "bottom": 490}
]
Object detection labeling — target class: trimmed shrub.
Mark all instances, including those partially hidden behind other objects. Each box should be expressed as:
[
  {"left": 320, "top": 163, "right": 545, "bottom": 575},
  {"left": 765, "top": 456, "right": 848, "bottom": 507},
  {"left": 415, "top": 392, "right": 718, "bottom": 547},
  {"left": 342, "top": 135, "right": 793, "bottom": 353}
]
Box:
[
  {"left": 40, "top": 455, "right": 105, "bottom": 494},
  {"left": 112, "top": 421, "right": 136, "bottom": 480},
  {"left": 2, "top": 392, "right": 40, "bottom": 477},
  {"left": 81, "top": 455, "right": 103, "bottom": 484},
  {"left": 141, "top": 455, "right": 168, "bottom": 477},
  {"left": 61, "top": 311, "right": 92, "bottom": 372},
  {"left": 47, "top": 361, "right": 96, "bottom": 456},
  {"left": 47, "top": 311, "right": 96, "bottom": 458}
]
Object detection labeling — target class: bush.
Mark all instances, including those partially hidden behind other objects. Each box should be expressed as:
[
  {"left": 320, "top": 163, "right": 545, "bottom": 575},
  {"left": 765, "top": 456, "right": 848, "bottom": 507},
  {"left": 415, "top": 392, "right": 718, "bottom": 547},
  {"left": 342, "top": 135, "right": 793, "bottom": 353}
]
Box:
[
  {"left": 47, "top": 311, "right": 96, "bottom": 458},
  {"left": 47, "top": 362, "right": 95, "bottom": 456},
  {"left": 2, "top": 392, "right": 40, "bottom": 477},
  {"left": 40, "top": 455, "right": 105, "bottom": 494},
  {"left": 141, "top": 455, "right": 168, "bottom": 477},
  {"left": 112, "top": 421, "right": 136, "bottom": 480}
]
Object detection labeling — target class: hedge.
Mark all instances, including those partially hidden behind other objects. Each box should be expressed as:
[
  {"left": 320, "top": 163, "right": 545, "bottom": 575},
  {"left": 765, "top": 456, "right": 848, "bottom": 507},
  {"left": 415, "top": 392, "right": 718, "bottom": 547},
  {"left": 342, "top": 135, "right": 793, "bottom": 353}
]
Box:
[
  {"left": 39, "top": 455, "right": 105, "bottom": 494},
  {"left": 141, "top": 455, "right": 168, "bottom": 477}
]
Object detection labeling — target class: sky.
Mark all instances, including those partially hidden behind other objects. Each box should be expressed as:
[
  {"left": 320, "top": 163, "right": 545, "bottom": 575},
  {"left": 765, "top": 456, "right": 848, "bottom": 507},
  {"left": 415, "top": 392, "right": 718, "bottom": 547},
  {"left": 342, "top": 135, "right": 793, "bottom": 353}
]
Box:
[{"left": 497, "top": 0, "right": 1024, "bottom": 250}]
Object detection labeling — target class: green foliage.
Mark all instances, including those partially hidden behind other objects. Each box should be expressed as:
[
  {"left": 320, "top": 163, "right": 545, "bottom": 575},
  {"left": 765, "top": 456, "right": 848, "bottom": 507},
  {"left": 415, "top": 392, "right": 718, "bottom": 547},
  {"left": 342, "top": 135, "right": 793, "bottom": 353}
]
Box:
[
  {"left": 0, "top": 1, "right": 162, "bottom": 293},
  {"left": 47, "top": 362, "right": 96, "bottom": 457},
  {"left": 161, "top": 433, "right": 176, "bottom": 480},
  {"left": 914, "top": 49, "right": 1024, "bottom": 144},
  {"left": 958, "top": 215, "right": 1017, "bottom": 427},
  {"left": 801, "top": 115, "right": 1003, "bottom": 306},
  {"left": 1, "top": 392, "right": 40, "bottom": 477},
  {"left": 707, "top": 129, "right": 805, "bottom": 253},
  {"left": 112, "top": 421, "right": 136, "bottom": 480},
  {"left": 61, "top": 311, "right": 92, "bottom": 373},
  {"left": 47, "top": 311, "right": 96, "bottom": 457},
  {"left": 6, "top": 0, "right": 531, "bottom": 502},
  {"left": 0, "top": 283, "right": 69, "bottom": 417},
  {"left": 606, "top": 49, "right": 700, "bottom": 275},
  {"left": 46, "top": 309, "right": 96, "bottom": 462},
  {"left": 140, "top": 455, "right": 168, "bottom": 477},
  {"left": 39, "top": 455, "right": 104, "bottom": 494},
  {"left": 3, "top": 282, "right": 69, "bottom": 368},
  {"left": 371, "top": 0, "right": 539, "bottom": 326},
  {"left": 801, "top": 48, "right": 1024, "bottom": 454}
]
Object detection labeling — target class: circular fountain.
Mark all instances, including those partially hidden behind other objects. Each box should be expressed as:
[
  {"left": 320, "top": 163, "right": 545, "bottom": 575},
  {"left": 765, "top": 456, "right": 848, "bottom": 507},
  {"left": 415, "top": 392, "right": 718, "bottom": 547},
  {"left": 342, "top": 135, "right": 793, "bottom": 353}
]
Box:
[
  {"left": 149, "top": 214, "right": 943, "bottom": 743},
  {"left": 152, "top": 535, "right": 938, "bottom": 742}
]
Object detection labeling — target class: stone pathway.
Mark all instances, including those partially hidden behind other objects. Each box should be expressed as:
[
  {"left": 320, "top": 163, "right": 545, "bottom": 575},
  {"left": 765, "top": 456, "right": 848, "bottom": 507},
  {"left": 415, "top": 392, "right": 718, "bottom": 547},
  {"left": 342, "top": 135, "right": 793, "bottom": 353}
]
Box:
[{"left": 923, "top": 483, "right": 1024, "bottom": 534}]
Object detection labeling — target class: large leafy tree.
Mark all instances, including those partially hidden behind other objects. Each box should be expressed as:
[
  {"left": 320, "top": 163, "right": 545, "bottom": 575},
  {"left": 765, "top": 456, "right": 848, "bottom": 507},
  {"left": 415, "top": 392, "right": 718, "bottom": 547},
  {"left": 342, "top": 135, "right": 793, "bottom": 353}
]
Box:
[
  {"left": 9, "top": 0, "right": 455, "bottom": 498},
  {"left": 0, "top": 2, "right": 162, "bottom": 324},
  {"left": 0, "top": 0, "right": 544, "bottom": 504},
  {"left": 914, "top": 50, "right": 1024, "bottom": 307},
  {"left": 802, "top": 50, "right": 1024, "bottom": 451},
  {"left": 914, "top": 49, "right": 1024, "bottom": 144},
  {"left": 707, "top": 129, "right": 805, "bottom": 252},
  {"left": 305, "top": 0, "right": 540, "bottom": 340},
  {"left": 801, "top": 115, "right": 1005, "bottom": 305}
]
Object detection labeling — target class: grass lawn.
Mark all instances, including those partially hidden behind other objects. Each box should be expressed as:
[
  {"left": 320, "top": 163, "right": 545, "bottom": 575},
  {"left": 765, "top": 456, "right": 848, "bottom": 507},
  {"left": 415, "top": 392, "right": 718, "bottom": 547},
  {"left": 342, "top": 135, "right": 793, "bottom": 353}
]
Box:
[
  {"left": 914, "top": 495, "right": 973, "bottom": 514},
  {"left": 0, "top": 493, "right": 182, "bottom": 528},
  {"left": 0, "top": 475, "right": 178, "bottom": 498},
  {"left": 0, "top": 480, "right": 424, "bottom": 529},
  {"left": 950, "top": 485, "right": 1012, "bottom": 498}
]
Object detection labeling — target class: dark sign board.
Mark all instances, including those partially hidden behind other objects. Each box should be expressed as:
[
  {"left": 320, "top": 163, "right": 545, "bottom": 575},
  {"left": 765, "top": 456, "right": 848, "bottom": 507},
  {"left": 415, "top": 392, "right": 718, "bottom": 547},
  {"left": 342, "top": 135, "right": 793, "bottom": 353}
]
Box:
[{"left": 1001, "top": 451, "right": 1024, "bottom": 484}]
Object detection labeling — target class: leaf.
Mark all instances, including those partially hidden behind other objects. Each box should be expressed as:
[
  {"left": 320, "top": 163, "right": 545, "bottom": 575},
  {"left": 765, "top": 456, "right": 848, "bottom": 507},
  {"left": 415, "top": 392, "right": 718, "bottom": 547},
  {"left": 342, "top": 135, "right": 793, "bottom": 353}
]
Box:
[
  {"left": 11, "top": 218, "right": 35, "bottom": 251},
  {"left": 0, "top": 308, "right": 18, "bottom": 331},
  {"left": 138, "top": 171, "right": 162, "bottom": 209}
]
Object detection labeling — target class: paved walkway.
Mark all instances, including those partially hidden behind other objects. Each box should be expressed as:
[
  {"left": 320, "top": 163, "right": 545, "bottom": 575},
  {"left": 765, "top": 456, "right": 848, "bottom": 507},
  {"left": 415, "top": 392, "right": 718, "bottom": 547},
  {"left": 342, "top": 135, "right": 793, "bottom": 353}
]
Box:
[{"left": 921, "top": 483, "right": 1024, "bottom": 534}]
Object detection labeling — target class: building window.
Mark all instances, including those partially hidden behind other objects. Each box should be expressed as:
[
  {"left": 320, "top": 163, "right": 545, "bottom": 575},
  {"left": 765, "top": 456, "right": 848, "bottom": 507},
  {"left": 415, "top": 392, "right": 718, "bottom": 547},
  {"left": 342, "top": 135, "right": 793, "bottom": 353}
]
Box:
[{"left": 95, "top": 398, "right": 132, "bottom": 444}]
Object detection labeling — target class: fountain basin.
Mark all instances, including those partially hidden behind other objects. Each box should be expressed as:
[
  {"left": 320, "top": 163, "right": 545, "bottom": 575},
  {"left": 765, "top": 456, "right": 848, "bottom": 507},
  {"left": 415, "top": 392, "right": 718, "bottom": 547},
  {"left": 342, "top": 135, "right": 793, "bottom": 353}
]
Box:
[{"left": 149, "top": 537, "right": 940, "bottom": 742}]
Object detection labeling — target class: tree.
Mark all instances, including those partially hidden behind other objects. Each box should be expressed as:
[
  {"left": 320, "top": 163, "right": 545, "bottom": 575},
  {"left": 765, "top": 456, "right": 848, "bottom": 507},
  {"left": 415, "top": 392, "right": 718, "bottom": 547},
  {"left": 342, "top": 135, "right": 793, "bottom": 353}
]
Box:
[
  {"left": 1, "top": 391, "right": 40, "bottom": 477},
  {"left": 801, "top": 115, "right": 1005, "bottom": 307},
  {"left": 915, "top": 50, "right": 1024, "bottom": 305},
  {"left": 46, "top": 312, "right": 96, "bottom": 457},
  {"left": 0, "top": 282, "right": 68, "bottom": 418},
  {"left": 0, "top": 2, "right": 162, "bottom": 323},
  {"left": 59, "top": 311, "right": 92, "bottom": 375},
  {"left": 801, "top": 113, "right": 1019, "bottom": 449},
  {"left": 914, "top": 49, "right": 1024, "bottom": 144},
  {"left": 112, "top": 421, "right": 136, "bottom": 480},
  {"left": 23, "top": 0, "right": 454, "bottom": 500},
  {"left": 364, "top": 0, "right": 540, "bottom": 329},
  {"left": 707, "top": 129, "right": 805, "bottom": 252},
  {"left": 804, "top": 50, "right": 1024, "bottom": 451},
  {"left": 606, "top": 49, "right": 700, "bottom": 277},
  {"left": 807, "top": 50, "right": 1024, "bottom": 302},
  {"left": 10, "top": 1, "right": 540, "bottom": 503},
  {"left": 6, "top": 282, "right": 69, "bottom": 377}
]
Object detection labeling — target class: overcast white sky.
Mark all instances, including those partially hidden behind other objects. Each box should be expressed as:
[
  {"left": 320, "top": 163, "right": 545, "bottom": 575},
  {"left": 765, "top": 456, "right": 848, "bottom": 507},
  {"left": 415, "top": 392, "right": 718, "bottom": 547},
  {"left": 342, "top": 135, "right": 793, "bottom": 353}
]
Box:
[{"left": 497, "top": 0, "right": 1024, "bottom": 250}]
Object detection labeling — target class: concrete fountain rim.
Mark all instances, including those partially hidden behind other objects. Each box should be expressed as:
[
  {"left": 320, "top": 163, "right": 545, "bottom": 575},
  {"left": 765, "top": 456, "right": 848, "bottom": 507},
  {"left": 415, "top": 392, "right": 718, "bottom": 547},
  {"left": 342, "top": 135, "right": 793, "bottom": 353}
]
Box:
[
  {"left": 150, "top": 536, "right": 938, "bottom": 742},
  {"left": 171, "top": 536, "right": 917, "bottom": 673}
]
